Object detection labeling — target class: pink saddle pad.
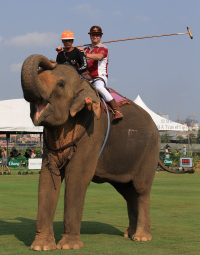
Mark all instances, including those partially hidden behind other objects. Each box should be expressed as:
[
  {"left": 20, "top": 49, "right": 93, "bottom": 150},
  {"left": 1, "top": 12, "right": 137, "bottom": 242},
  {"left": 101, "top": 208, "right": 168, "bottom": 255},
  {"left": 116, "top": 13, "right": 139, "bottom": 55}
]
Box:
[{"left": 108, "top": 88, "right": 127, "bottom": 103}]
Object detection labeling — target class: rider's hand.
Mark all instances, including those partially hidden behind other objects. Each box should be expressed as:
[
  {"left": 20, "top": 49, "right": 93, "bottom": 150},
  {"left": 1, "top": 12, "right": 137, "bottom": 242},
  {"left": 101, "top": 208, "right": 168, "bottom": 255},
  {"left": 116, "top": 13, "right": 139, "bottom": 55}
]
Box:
[
  {"left": 78, "top": 47, "right": 85, "bottom": 54},
  {"left": 56, "top": 46, "right": 63, "bottom": 52}
]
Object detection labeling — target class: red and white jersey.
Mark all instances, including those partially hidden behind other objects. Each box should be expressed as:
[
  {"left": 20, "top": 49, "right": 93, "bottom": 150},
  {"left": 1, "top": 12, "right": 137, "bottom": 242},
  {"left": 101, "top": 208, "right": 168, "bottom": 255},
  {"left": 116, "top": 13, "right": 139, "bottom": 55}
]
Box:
[{"left": 84, "top": 43, "right": 108, "bottom": 79}]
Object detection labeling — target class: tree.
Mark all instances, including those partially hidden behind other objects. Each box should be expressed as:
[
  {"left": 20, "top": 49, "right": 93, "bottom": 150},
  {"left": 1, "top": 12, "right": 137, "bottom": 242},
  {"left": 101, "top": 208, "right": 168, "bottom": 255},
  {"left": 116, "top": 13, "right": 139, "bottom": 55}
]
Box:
[
  {"left": 176, "top": 135, "right": 185, "bottom": 144},
  {"left": 197, "top": 130, "right": 200, "bottom": 144},
  {"left": 188, "top": 133, "right": 196, "bottom": 144},
  {"left": 160, "top": 132, "right": 170, "bottom": 143}
]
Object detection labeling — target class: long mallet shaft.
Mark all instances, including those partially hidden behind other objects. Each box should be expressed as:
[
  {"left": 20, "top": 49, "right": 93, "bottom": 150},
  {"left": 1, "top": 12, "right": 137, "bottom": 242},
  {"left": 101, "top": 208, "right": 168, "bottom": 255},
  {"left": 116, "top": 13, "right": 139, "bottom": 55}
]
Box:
[{"left": 75, "top": 27, "right": 193, "bottom": 47}]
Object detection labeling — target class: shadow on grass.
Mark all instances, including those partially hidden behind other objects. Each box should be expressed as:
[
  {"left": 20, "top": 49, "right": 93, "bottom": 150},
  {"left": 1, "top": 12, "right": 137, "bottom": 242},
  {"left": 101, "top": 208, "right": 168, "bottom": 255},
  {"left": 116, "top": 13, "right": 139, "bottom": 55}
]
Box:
[{"left": 0, "top": 217, "right": 123, "bottom": 247}]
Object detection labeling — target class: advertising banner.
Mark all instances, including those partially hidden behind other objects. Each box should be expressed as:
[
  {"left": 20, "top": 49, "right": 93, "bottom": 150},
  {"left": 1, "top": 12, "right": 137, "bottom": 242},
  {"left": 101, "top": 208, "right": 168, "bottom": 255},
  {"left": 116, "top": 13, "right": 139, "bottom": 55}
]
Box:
[
  {"left": 7, "top": 157, "right": 27, "bottom": 168},
  {"left": 8, "top": 159, "right": 21, "bottom": 168},
  {"left": 180, "top": 158, "right": 193, "bottom": 168},
  {"left": 164, "top": 159, "right": 173, "bottom": 166},
  {"left": 28, "top": 158, "right": 42, "bottom": 170}
]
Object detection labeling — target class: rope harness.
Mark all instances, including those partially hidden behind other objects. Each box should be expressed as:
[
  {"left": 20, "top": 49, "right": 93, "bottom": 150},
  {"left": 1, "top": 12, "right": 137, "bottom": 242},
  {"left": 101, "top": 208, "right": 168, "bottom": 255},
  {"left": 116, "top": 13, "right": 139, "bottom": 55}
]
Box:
[{"left": 44, "top": 112, "right": 94, "bottom": 189}]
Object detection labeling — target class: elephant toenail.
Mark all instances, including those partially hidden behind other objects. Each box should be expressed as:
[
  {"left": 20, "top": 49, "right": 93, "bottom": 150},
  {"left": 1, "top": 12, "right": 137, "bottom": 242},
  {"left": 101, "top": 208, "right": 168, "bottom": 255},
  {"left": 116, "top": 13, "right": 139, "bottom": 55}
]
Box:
[
  {"left": 124, "top": 232, "right": 129, "bottom": 238},
  {"left": 141, "top": 237, "right": 148, "bottom": 241},
  {"left": 73, "top": 244, "right": 80, "bottom": 249},
  {"left": 34, "top": 246, "right": 42, "bottom": 251},
  {"left": 62, "top": 244, "right": 70, "bottom": 250},
  {"left": 43, "top": 246, "right": 50, "bottom": 251}
]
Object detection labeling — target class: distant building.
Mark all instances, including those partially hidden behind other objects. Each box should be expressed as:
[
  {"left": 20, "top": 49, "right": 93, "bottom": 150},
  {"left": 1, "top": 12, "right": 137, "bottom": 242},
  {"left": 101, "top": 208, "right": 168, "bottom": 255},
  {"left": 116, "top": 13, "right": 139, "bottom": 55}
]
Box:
[
  {"left": 188, "top": 124, "right": 199, "bottom": 131},
  {"left": 156, "top": 111, "right": 169, "bottom": 120}
]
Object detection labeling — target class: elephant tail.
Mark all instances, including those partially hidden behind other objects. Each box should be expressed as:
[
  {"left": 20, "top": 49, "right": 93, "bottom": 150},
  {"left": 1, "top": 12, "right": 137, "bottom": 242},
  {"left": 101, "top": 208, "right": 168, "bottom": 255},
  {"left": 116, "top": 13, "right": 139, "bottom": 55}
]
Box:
[{"left": 157, "top": 159, "right": 195, "bottom": 174}]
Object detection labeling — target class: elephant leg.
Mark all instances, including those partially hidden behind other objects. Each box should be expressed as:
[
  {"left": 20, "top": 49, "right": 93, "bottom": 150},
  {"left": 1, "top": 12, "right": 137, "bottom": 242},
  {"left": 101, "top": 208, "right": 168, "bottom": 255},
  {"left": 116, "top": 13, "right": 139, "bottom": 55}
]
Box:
[
  {"left": 57, "top": 153, "right": 98, "bottom": 250},
  {"left": 56, "top": 175, "right": 89, "bottom": 250},
  {"left": 30, "top": 159, "right": 64, "bottom": 251},
  {"left": 131, "top": 155, "right": 157, "bottom": 241},
  {"left": 132, "top": 190, "right": 152, "bottom": 241},
  {"left": 111, "top": 181, "right": 152, "bottom": 241},
  {"left": 110, "top": 182, "right": 138, "bottom": 238}
]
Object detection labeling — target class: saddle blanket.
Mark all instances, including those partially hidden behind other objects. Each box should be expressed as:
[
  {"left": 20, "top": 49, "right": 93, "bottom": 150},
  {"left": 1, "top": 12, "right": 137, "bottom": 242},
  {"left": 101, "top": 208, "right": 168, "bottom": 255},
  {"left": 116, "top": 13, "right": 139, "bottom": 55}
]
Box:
[
  {"left": 108, "top": 88, "right": 128, "bottom": 104},
  {"left": 99, "top": 88, "right": 134, "bottom": 113}
]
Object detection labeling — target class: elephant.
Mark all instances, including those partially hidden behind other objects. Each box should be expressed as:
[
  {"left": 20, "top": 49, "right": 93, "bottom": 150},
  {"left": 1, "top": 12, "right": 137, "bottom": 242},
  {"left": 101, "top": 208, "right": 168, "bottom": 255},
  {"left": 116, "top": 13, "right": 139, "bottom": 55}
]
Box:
[{"left": 21, "top": 54, "right": 192, "bottom": 251}]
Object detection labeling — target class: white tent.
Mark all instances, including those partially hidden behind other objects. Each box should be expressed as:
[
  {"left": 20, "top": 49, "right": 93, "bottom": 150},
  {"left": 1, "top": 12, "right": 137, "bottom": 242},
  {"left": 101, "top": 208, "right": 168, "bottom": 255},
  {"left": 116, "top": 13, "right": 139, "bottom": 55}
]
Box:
[
  {"left": 0, "top": 99, "right": 43, "bottom": 133},
  {"left": 134, "top": 95, "right": 188, "bottom": 131},
  {"left": 0, "top": 97, "right": 188, "bottom": 133}
]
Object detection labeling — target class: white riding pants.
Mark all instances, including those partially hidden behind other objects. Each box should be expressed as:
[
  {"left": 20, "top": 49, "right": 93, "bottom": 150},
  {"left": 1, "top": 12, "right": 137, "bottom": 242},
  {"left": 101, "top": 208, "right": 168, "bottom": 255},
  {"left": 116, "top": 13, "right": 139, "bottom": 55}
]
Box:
[{"left": 92, "top": 77, "right": 113, "bottom": 102}]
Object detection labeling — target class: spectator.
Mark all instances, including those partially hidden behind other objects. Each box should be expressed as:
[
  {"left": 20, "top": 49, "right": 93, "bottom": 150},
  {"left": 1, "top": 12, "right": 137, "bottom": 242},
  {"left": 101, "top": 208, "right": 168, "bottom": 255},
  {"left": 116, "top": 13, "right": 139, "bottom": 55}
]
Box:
[
  {"left": 1, "top": 147, "right": 11, "bottom": 174},
  {"left": 9, "top": 151, "right": 14, "bottom": 157},
  {"left": 30, "top": 150, "right": 36, "bottom": 158},
  {"left": 165, "top": 144, "right": 172, "bottom": 159},
  {"left": 12, "top": 148, "right": 19, "bottom": 157},
  {"left": 183, "top": 145, "right": 186, "bottom": 155},
  {"left": 24, "top": 150, "right": 30, "bottom": 159},
  {"left": 40, "top": 148, "right": 43, "bottom": 157}
]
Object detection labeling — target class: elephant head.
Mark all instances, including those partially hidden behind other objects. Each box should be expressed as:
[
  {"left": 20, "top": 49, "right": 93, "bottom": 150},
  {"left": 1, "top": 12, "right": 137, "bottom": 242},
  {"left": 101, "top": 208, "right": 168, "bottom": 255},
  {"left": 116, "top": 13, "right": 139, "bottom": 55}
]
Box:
[{"left": 21, "top": 54, "right": 100, "bottom": 127}]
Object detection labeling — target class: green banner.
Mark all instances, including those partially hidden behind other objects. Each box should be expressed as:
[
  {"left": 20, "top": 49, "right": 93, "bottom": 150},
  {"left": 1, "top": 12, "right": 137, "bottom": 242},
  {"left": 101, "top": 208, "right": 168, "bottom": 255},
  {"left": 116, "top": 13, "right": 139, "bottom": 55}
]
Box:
[
  {"left": 164, "top": 159, "right": 173, "bottom": 166},
  {"left": 8, "top": 159, "right": 21, "bottom": 168},
  {"left": 4, "top": 157, "right": 28, "bottom": 168}
]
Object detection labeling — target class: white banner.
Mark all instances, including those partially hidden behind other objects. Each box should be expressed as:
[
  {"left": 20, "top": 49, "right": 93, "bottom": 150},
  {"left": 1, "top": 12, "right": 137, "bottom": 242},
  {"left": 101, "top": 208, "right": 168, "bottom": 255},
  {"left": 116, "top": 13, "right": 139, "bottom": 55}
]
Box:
[
  {"left": 180, "top": 158, "right": 193, "bottom": 168},
  {"left": 28, "top": 158, "right": 42, "bottom": 170}
]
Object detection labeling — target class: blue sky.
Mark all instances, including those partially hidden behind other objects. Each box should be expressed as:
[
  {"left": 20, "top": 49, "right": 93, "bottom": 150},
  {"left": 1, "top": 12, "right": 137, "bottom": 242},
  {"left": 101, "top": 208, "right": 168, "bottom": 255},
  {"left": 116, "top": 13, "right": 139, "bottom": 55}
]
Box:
[{"left": 0, "top": 0, "right": 199, "bottom": 122}]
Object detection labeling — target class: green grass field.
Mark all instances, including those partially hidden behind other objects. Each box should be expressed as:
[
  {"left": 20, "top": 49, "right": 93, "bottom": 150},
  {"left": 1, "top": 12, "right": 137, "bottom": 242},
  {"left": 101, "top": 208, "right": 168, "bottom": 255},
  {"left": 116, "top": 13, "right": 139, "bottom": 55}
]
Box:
[{"left": 0, "top": 170, "right": 200, "bottom": 255}]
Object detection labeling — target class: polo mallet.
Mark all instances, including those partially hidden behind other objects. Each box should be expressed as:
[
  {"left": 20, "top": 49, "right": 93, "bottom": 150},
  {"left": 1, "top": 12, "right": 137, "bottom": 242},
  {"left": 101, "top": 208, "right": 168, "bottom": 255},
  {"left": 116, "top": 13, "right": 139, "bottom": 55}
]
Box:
[{"left": 74, "top": 27, "right": 193, "bottom": 47}]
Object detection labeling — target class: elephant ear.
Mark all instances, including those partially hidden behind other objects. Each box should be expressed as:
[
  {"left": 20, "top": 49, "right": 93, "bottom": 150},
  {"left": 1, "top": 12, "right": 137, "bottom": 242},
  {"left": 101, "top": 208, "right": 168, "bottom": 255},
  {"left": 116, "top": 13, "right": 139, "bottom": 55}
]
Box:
[{"left": 69, "top": 79, "right": 101, "bottom": 119}]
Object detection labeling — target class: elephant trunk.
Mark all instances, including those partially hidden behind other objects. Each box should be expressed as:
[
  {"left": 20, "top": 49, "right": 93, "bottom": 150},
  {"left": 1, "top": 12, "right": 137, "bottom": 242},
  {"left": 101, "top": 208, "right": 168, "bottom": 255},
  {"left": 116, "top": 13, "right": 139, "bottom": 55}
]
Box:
[{"left": 21, "top": 54, "right": 57, "bottom": 102}]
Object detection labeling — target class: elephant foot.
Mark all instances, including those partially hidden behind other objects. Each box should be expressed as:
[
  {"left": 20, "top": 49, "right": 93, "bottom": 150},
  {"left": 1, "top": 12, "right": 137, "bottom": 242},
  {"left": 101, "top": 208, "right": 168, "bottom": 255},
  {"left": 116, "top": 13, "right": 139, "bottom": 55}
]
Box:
[
  {"left": 57, "top": 235, "right": 84, "bottom": 250},
  {"left": 30, "top": 235, "right": 57, "bottom": 251},
  {"left": 132, "top": 231, "right": 152, "bottom": 241}
]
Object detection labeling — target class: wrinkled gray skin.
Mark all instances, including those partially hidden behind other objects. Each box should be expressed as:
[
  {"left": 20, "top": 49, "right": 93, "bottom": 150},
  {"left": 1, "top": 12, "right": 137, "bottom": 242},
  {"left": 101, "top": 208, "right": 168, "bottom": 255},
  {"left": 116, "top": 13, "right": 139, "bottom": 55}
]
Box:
[{"left": 21, "top": 54, "right": 160, "bottom": 251}]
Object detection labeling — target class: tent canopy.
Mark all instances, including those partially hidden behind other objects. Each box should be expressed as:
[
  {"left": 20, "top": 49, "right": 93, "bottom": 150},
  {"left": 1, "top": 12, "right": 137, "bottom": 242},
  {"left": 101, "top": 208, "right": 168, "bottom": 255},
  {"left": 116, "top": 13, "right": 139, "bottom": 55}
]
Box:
[
  {"left": 0, "top": 99, "right": 43, "bottom": 133},
  {"left": 134, "top": 95, "right": 188, "bottom": 131},
  {"left": 0, "top": 97, "right": 188, "bottom": 134}
]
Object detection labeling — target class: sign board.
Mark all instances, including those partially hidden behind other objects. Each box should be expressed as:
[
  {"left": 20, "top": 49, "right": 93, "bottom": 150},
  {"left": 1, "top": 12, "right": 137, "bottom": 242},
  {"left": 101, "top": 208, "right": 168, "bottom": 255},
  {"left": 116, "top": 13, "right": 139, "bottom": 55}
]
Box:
[
  {"left": 8, "top": 159, "right": 21, "bottom": 168},
  {"left": 180, "top": 158, "right": 192, "bottom": 168},
  {"left": 28, "top": 158, "right": 42, "bottom": 170},
  {"left": 7, "top": 157, "right": 27, "bottom": 168},
  {"left": 164, "top": 159, "right": 173, "bottom": 166}
]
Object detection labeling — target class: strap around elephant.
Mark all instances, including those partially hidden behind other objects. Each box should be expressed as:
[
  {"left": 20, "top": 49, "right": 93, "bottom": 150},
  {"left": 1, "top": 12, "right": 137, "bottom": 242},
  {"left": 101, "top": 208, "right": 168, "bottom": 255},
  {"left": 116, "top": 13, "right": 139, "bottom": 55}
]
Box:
[
  {"left": 44, "top": 112, "right": 94, "bottom": 152},
  {"left": 98, "top": 98, "right": 110, "bottom": 158}
]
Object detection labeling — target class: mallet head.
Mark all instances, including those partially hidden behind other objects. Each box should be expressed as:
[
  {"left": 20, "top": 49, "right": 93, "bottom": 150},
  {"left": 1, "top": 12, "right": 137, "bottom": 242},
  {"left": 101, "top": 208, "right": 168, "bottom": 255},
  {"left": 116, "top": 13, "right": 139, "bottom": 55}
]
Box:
[{"left": 187, "top": 27, "right": 193, "bottom": 39}]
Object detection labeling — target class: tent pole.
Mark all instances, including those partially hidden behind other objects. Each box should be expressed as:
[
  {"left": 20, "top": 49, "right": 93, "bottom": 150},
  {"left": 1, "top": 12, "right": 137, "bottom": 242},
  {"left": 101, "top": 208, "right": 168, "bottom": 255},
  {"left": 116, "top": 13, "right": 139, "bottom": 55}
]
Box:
[{"left": 6, "top": 133, "right": 9, "bottom": 155}]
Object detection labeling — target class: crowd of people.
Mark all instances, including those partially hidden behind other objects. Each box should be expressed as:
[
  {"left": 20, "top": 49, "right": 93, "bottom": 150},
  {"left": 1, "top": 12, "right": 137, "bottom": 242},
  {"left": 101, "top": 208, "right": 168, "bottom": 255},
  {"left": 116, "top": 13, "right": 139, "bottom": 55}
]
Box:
[
  {"left": 165, "top": 144, "right": 187, "bottom": 159},
  {"left": 1, "top": 148, "right": 42, "bottom": 175}
]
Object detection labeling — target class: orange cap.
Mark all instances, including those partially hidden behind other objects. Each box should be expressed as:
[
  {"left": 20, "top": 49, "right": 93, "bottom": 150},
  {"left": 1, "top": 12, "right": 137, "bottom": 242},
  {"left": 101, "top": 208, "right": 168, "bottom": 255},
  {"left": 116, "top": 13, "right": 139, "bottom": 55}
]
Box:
[{"left": 60, "top": 31, "right": 75, "bottom": 40}]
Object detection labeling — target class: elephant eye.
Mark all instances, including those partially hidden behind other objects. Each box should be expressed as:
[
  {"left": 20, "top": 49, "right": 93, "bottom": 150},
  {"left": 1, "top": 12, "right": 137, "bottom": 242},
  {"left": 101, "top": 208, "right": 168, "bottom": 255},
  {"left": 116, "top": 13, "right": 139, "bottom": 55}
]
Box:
[{"left": 57, "top": 81, "right": 64, "bottom": 88}]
